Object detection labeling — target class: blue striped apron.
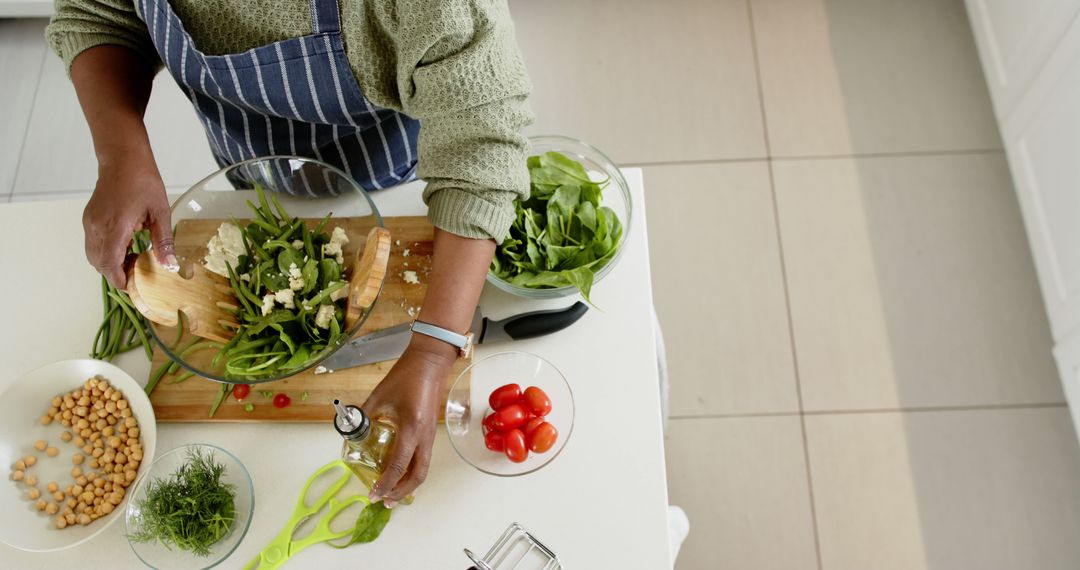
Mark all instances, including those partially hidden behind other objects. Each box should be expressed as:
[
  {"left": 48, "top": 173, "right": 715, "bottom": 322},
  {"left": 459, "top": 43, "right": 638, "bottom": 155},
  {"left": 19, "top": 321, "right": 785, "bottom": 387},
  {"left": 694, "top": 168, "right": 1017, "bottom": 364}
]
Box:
[{"left": 137, "top": 0, "right": 420, "bottom": 194}]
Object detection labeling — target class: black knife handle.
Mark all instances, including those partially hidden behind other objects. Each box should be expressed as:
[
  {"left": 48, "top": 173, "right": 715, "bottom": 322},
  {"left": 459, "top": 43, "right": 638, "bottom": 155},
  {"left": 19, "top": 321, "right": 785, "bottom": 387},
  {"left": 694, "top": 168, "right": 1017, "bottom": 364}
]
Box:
[{"left": 480, "top": 302, "right": 588, "bottom": 343}]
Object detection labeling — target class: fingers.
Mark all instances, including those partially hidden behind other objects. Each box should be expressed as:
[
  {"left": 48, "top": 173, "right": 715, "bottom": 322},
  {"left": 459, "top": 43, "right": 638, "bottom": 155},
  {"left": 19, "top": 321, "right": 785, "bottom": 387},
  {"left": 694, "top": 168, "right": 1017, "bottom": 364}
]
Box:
[
  {"left": 369, "top": 436, "right": 416, "bottom": 506},
  {"left": 384, "top": 432, "right": 434, "bottom": 507},
  {"left": 85, "top": 218, "right": 134, "bottom": 290},
  {"left": 148, "top": 200, "right": 178, "bottom": 272}
]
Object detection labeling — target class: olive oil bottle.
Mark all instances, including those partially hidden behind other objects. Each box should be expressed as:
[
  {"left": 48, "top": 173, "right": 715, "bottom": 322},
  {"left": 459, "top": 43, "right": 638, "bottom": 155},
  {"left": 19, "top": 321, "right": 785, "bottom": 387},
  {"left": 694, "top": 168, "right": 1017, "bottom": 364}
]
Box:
[{"left": 332, "top": 399, "right": 414, "bottom": 505}]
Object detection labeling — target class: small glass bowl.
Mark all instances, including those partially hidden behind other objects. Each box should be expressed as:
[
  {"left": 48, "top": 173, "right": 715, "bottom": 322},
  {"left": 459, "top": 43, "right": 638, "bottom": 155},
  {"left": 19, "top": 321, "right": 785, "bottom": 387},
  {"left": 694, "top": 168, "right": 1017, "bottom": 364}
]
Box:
[
  {"left": 125, "top": 444, "right": 255, "bottom": 570},
  {"left": 149, "top": 156, "right": 385, "bottom": 384},
  {"left": 445, "top": 352, "right": 575, "bottom": 477},
  {"left": 486, "top": 135, "right": 633, "bottom": 299}
]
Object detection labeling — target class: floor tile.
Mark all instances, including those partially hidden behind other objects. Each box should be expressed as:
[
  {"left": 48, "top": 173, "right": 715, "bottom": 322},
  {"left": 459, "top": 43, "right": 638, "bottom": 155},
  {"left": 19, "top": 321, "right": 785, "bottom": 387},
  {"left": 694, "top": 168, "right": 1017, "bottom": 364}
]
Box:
[
  {"left": 511, "top": 0, "right": 766, "bottom": 164},
  {"left": 774, "top": 153, "right": 1062, "bottom": 411},
  {"left": 750, "top": 0, "right": 1001, "bottom": 156},
  {"left": 14, "top": 53, "right": 218, "bottom": 195},
  {"left": 806, "top": 408, "right": 1080, "bottom": 570},
  {"left": 0, "top": 18, "right": 47, "bottom": 197},
  {"left": 666, "top": 416, "right": 818, "bottom": 570},
  {"left": 644, "top": 162, "right": 798, "bottom": 415}
]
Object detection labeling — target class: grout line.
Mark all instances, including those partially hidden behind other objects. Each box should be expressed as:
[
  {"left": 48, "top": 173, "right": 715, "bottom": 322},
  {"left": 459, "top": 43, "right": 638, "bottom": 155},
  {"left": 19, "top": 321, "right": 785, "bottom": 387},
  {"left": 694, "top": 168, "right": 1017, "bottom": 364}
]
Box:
[
  {"left": 668, "top": 402, "right": 1068, "bottom": 421},
  {"left": 619, "top": 148, "right": 1005, "bottom": 169},
  {"left": 8, "top": 34, "right": 49, "bottom": 201},
  {"left": 744, "top": 0, "right": 824, "bottom": 568}
]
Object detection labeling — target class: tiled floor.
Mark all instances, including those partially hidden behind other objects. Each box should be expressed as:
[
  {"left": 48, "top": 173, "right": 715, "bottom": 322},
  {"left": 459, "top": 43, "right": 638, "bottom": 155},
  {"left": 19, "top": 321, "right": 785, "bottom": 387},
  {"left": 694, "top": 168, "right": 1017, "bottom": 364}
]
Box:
[{"left": 2, "top": 1, "right": 1080, "bottom": 568}]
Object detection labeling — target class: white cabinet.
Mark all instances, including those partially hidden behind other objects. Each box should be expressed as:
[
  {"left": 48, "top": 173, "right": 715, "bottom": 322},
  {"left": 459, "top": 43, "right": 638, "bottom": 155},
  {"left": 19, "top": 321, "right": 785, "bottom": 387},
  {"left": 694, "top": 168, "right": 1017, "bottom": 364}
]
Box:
[{"left": 967, "top": 0, "right": 1080, "bottom": 439}]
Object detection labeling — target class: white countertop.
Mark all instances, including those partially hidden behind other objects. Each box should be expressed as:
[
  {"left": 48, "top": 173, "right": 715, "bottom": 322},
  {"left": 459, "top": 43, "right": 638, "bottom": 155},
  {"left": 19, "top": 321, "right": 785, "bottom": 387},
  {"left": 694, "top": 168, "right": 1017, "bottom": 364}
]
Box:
[{"left": 0, "top": 169, "right": 672, "bottom": 569}]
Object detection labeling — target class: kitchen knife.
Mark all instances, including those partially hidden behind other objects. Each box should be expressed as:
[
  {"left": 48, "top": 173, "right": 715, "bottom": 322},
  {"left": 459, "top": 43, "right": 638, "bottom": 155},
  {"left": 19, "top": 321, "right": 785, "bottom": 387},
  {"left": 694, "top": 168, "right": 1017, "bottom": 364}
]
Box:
[{"left": 314, "top": 302, "right": 588, "bottom": 373}]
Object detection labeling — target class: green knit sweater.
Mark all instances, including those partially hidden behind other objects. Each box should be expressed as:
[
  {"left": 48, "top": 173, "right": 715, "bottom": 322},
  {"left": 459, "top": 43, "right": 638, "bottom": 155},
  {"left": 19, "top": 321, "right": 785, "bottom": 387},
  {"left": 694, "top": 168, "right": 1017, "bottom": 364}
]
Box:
[{"left": 46, "top": 0, "right": 533, "bottom": 241}]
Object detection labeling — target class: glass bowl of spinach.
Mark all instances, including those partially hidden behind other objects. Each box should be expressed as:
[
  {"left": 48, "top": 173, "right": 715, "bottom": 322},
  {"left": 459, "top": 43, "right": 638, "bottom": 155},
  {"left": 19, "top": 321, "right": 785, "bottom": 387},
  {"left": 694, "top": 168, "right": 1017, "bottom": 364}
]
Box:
[
  {"left": 147, "top": 156, "right": 385, "bottom": 384},
  {"left": 487, "top": 135, "right": 632, "bottom": 304},
  {"left": 125, "top": 443, "right": 254, "bottom": 569}
]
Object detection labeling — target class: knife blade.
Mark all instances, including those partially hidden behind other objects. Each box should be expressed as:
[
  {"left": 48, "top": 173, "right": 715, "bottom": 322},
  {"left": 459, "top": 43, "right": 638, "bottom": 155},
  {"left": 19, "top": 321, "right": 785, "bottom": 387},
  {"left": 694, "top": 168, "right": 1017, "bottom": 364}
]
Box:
[{"left": 314, "top": 302, "right": 587, "bottom": 373}]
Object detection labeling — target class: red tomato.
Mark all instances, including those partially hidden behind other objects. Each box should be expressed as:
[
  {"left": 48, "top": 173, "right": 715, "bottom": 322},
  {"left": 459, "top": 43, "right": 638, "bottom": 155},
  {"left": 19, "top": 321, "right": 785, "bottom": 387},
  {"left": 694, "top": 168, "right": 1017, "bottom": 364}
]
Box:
[
  {"left": 483, "top": 412, "right": 498, "bottom": 433},
  {"left": 523, "top": 417, "right": 545, "bottom": 438},
  {"left": 484, "top": 430, "right": 505, "bottom": 452},
  {"left": 503, "top": 429, "right": 528, "bottom": 463},
  {"left": 232, "top": 384, "right": 251, "bottom": 401},
  {"left": 527, "top": 421, "right": 558, "bottom": 453},
  {"left": 273, "top": 393, "right": 291, "bottom": 408},
  {"left": 488, "top": 383, "right": 522, "bottom": 410},
  {"left": 491, "top": 404, "right": 527, "bottom": 431},
  {"left": 522, "top": 386, "right": 552, "bottom": 416}
]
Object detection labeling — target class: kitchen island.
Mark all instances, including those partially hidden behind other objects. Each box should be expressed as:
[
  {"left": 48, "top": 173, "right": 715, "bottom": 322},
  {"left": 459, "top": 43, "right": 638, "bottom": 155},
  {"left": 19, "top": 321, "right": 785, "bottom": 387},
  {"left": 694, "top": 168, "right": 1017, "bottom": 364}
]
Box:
[{"left": 0, "top": 168, "right": 672, "bottom": 568}]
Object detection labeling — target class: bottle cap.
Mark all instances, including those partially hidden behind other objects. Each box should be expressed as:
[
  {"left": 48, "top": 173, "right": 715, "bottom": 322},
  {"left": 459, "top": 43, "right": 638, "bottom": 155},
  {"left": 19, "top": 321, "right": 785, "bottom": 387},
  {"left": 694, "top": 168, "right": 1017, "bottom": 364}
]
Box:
[{"left": 333, "top": 399, "right": 369, "bottom": 439}]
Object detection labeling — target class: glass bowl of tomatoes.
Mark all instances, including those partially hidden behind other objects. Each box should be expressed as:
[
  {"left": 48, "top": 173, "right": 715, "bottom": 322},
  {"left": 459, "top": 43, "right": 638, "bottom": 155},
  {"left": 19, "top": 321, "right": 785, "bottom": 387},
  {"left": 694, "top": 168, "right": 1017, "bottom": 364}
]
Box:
[{"left": 445, "top": 351, "right": 574, "bottom": 476}]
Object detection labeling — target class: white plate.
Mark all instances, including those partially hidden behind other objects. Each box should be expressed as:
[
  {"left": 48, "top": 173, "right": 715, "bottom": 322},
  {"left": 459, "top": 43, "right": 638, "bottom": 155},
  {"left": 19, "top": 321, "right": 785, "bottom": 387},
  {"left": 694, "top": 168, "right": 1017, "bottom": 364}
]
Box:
[{"left": 0, "top": 359, "right": 157, "bottom": 552}]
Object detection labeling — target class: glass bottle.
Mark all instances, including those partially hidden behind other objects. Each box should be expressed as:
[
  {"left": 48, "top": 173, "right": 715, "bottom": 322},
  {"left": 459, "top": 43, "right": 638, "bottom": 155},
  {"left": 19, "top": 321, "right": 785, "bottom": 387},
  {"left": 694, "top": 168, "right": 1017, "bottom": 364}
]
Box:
[{"left": 333, "top": 399, "right": 413, "bottom": 505}]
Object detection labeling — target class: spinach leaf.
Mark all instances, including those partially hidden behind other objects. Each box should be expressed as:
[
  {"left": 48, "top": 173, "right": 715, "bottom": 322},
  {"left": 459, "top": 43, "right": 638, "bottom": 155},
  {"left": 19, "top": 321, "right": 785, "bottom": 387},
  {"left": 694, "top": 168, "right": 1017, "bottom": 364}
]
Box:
[{"left": 331, "top": 502, "right": 392, "bottom": 548}]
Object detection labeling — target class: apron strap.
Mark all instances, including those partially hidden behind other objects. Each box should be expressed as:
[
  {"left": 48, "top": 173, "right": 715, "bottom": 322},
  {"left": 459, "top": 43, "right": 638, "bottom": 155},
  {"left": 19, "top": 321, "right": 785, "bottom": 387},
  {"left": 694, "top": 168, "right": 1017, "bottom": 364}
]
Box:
[{"left": 309, "top": 0, "right": 343, "bottom": 34}]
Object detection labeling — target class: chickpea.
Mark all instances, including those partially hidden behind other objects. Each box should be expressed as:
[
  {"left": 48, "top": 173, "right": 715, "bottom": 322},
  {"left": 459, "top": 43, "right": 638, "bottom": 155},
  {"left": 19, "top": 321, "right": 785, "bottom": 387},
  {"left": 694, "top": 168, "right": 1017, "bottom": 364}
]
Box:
[
  {"left": 46, "top": 482, "right": 58, "bottom": 493},
  {"left": 66, "top": 498, "right": 76, "bottom": 509},
  {"left": 115, "top": 453, "right": 127, "bottom": 465},
  {"left": 52, "top": 491, "right": 64, "bottom": 502},
  {"left": 51, "top": 396, "right": 62, "bottom": 407},
  {"left": 55, "top": 516, "right": 67, "bottom": 529},
  {"left": 60, "top": 431, "right": 72, "bottom": 442},
  {"left": 89, "top": 459, "right": 99, "bottom": 470},
  {"left": 74, "top": 437, "right": 85, "bottom": 447},
  {"left": 72, "top": 454, "right": 85, "bottom": 466},
  {"left": 82, "top": 445, "right": 93, "bottom": 454},
  {"left": 59, "top": 418, "right": 71, "bottom": 427},
  {"left": 46, "top": 447, "right": 59, "bottom": 457},
  {"left": 75, "top": 419, "right": 88, "bottom": 430},
  {"left": 72, "top": 484, "right": 83, "bottom": 496},
  {"left": 102, "top": 452, "right": 115, "bottom": 464},
  {"left": 109, "top": 392, "right": 121, "bottom": 402},
  {"left": 28, "top": 488, "right": 40, "bottom": 500},
  {"left": 89, "top": 432, "right": 101, "bottom": 443},
  {"left": 48, "top": 406, "right": 59, "bottom": 416},
  {"left": 77, "top": 396, "right": 89, "bottom": 407},
  {"left": 79, "top": 428, "right": 92, "bottom": 439},
  {"left": 93, "top": 487, "right": 104, "bottom": 498},
  {"left": 14, "top": 460, "right": 25, "bottom": 470},
  {"left": 100, "top": 502, "right": 115, "bottom": 515},
  {"left": 75, "top": 406, "right": 88, "bottom": 417},
  {"left": 93, "top": 497, "right": 103, "bottom": 506},
  {"left": 35, "top": 500, "right": 46, "bottom": 511},
  {"left": 80, "top": 491, "right": 94, "bottom": 503},
  {"left": 70, "top": 466, "right": 82, "bottom": 478},
  {"left": 117, "top": 399, "right": 128, "bottom": 410},
  {"left": 101, "top": 426, "right": 114, "bottom": 437},
  {"left": 45, "top": 502, "right": 58, "bottom": 515},
  {"left": 107, "top": 493, "right": 123, "bottom": 506},
  {"left": 76, "top": 475, "right": 88, "bottom": 486},
  {"left": 40, "top": 415, "right": 53, "bottom": 425},
  {"left": 92, "top": 448, "right": 104, "bottom": 459},
  {"left": 11, "top": 470, "right": 23, "bottom": 481},
  {"left": 125, "top": 470, "right": 137, "bottom": 483},
  {"left": 93, "top": 477, "right": 105, "bottom": 489},
  {"left": 106, "top": 415, "right": 118, "bottom": 426},
  {"left": 87, "top": 411, "right": 99, "bottom": 423},
  {"left": 128, "top": 428, "right": 140, "bottom": 440},
  {"left": 65, "top": 513, "right": 75, "bottom": 525},
  {"left": 120, "top": 409, "right": 132, "bottom": 419},
  {"left": 24, "top": 455, "right": 37, "bottom": 467},
  {"left": 95, "top": 419, "right": 107, "bottom": 431},
  {"left": 77, "top": 514, "right": 91, "bottom": 526},
  {"left": 33, "top": 440, "right": 47, "bottom": 451},
  {"left": 61, "top": 409, "right": 72, "bottom": 420},
  {"left": 25, "top": 475, "right": 37, "bottom": 486}
]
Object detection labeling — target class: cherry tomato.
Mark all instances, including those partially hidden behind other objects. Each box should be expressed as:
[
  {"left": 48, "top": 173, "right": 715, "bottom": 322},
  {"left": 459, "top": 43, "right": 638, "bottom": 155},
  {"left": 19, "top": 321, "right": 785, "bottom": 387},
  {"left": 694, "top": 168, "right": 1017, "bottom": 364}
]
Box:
[
  {"left": 522, "top": 386, "right": 552, "bottom": 417},
  {"left": 491, "top": 404, "right": 527, "bottom": 431},
  {"left": 503, "top": 429, "right": 528, "bottom": 463},
  {"left": 232, "top": 384, "right": 251, "bottom": 401},
  {"left": 273, "top": 393, "right": 291, "bottom": 408},
  {"left": 527, "top": 421, "right": 558, "bottom": 453},
  {"left": 483, "top": 412, "right": 498, "bottom": 433},
  {"left": 484, "top": 430, "right": 505, "bottom": 452},
  {"left": 523, "top": 417, "right": 545, "bottom": 438},
  {"left": 488, "top": 383, "right": 522, "bottom": 411}
]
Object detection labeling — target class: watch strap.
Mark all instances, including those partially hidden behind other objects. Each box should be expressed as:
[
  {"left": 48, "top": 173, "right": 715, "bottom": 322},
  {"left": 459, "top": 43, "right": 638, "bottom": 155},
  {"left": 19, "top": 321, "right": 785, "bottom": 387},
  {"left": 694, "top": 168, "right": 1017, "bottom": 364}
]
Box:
[{"left": 411, "top": 320, "right": 473, "bottom": 358}]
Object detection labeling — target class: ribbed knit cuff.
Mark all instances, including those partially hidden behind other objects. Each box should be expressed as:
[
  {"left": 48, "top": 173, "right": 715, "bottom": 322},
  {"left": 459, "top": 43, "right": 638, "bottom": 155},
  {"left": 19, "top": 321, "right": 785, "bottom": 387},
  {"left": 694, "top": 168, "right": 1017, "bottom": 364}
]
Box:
[{"left": 425, "top": 187, "right": 515, "bottom": 242}]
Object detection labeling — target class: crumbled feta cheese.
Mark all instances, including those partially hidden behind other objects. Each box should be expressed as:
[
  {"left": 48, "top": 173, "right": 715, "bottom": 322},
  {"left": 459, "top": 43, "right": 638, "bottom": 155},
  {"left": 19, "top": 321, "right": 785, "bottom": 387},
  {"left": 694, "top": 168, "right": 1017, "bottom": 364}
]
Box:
[
  {"left": 204, "top": 222, "right": 245, "bottom": 277},
  {"left": 322, "top": 226, "right": 350, "bottom": 264},
  {"left": 315, "top": 305, "right": 336, "bottom": 329},
  {"left": 261, "top": 294, "right": 275, "bottom": 316},
  {"left": 288, "top": 263, "right": 304, "bottom": 291},
  {"left": 403, "top": 248, "right": 410, "bottom": 257},
  {"left": 402, "top": 270, "right": 419, "bottom": 285},
  {"left": 274, "top": 289, "right": 295, "bottom": 309},
  {"left": 240, "top": 273, "right": 251, "bottom": 282},
  {"left": 395, "top": 240, "right": 401, "bottom": 246},
  {"left": 329, "top": 282, "right": 349, "bottom": 302},
  {"left": 292, "top": 240, "right": 304, "bottom": 250}
]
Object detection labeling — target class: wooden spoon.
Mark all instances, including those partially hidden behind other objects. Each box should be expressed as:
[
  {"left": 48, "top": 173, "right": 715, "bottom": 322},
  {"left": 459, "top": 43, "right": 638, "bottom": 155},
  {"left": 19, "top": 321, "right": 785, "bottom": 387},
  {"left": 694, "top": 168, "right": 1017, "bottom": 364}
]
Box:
[{"left": 127, "top": 225, "right": 392, "bottom": 343}]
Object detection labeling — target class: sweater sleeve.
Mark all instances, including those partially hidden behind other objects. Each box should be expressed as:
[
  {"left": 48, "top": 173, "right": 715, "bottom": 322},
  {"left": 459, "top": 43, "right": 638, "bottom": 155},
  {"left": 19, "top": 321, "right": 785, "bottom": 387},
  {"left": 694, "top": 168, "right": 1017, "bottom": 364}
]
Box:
[
  {"left": 390, "top": 0, "right": 533, "bottom": 241},
  {"left": 46, "top": 0, "right": 161, "bottom": 74}
]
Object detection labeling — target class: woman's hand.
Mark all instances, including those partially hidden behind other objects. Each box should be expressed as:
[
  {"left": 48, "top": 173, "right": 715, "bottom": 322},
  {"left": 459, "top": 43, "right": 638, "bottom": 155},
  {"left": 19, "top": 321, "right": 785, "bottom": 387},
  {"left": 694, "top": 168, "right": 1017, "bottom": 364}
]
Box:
[
  {"left": 83, "top": 158, "right": 177, "bottom": 288},
  {"left": 361, "top": 344, "right": 456, "bottom": 508}
]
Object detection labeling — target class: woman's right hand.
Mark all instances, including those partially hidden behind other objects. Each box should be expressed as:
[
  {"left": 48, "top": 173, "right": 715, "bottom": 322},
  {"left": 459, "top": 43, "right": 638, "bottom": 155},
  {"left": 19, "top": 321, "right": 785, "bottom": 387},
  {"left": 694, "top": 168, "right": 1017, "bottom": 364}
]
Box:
[{"left": 83, "top": 158, "right": 177, "bottom": 289}]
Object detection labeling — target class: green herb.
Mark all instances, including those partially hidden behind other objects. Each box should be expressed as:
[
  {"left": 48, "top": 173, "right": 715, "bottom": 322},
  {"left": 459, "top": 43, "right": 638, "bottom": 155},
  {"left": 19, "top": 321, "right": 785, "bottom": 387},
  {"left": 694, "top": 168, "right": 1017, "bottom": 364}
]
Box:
[
  {"left": 261, "top": 390, "right": 273, "bottom": 399},
  {"left": 301, "top": 391, "right": 309, "bottom": 402},
  {"left": 331, "top": 502, "right": 391, "bottom": 548},
  {"left": 128, "top": 448, "right": 236, "bottom": 556},
  {"left": 244, "top": 403, "right": 254, "bottom": 412},
  {"left": 490, "top": 152, "right": 623, "bottom": 304},
  {"left": 91, "top": 230, "right": 154, "bottom": 361}
]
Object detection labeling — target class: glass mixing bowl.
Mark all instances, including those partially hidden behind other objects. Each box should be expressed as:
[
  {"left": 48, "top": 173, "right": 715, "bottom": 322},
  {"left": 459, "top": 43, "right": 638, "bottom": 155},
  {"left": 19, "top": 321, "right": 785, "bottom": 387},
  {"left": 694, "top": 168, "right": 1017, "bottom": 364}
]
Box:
[
  {"left": 150, "top": 156, "right": 383, "bottom": 383},
  {"left": 486, "top": 135, "right": 633, "bottom": 300},
  {"left": 445, "top": 351, "right": 575, "bottom": 477}
]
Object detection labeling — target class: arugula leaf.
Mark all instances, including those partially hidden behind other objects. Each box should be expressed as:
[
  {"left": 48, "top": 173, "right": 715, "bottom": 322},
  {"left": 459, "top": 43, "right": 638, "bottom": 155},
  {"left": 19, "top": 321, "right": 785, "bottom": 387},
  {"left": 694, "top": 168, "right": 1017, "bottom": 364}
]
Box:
[{"left": 331, "top": 502, "right": 391, "bottom": 548}]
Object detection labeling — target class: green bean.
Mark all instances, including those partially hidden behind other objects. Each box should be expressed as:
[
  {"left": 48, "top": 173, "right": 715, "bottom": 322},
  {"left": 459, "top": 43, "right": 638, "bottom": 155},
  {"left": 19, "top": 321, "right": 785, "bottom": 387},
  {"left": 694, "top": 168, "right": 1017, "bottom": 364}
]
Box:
[
  {"left": 270, "top": 193, "right": 292, "bottom": 222},
  {"left": 225, "top": 263, "right": 257, "bottom": 314},
  {"left": 172, "top": 310, "right": 187, "bottom": 348},
  {"left": 313, "top": 212, "right": 332, "bottom": 236},
  {"left": 209, "top": 383, "right": 232, "bottom": 418},
  {"left": 146, "top": 360, "right": 172, "bottom": 395},
  {"left": 249, "top": 217, "right": 280, "bottom": 236},
  {"left": 170, "top": 370, "right": 196, "bottom": 384},
  {"left": 107, "top": 291, "right": 154, "bottom": 361}
]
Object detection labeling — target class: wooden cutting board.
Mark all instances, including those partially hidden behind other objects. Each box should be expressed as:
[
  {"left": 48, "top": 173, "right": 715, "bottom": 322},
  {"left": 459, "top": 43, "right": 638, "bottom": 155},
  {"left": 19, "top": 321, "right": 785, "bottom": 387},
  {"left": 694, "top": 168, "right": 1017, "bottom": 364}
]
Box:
[{"left": 147, "top": 215, "right": 471, "bottom": 422}]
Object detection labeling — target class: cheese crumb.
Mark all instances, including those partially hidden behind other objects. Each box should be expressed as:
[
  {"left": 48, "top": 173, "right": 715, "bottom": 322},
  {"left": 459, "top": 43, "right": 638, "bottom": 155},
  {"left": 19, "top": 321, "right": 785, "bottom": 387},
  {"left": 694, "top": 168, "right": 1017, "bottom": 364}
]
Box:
[
  {"left": 292, "top": 240, "right": 304, "bottom": 250},
  {"left": 261, "top": 294, "right": 275, "bottom": 316},
  {"left": 329, "top": 282, "right": 349, "bottom": 302},
  {"left": 288, "top": 263, "right": 304, "bottom": 291},
  {"left": 274, "top": 289, "right": 295, "bottom": 309},
  {"left": 403, "top": 248, "right": 410, "bottom": 257},
  {"left": 204, "top": 222, "right": 245, "bottom": 277},
  {"left": 402, "top": 270, "right": 419, "bottom": 285},
  {"left": 315, "top": 305, "right": 336, "bottom": 329}
]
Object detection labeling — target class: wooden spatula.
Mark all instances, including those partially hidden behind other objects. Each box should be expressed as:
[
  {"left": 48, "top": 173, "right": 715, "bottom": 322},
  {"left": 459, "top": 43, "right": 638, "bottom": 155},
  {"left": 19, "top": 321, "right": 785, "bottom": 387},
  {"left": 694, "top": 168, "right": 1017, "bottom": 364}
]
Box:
[{"left": 127, "top": 225, "right": 392, "bottom": 343}]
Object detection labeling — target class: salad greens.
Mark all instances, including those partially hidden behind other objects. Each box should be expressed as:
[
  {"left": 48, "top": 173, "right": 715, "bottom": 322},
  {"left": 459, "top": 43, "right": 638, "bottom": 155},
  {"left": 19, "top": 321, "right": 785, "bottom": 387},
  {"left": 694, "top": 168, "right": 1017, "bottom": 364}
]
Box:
[
  {"left": 331, "top": 501, "right": 391, "bottom": 548},
  {"left": 128, "top": 447, "right": 236, "bottom": 557},
  {"left": 490, "top": 151, "right": 623, "bottom": 304}
]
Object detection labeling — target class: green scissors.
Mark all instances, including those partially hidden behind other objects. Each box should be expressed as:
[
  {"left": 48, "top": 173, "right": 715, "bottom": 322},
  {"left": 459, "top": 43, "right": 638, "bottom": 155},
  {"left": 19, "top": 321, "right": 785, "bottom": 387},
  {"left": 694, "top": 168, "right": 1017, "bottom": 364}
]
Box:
[{"left": 245, "top": 460, "right": 370, "bottom": 570}]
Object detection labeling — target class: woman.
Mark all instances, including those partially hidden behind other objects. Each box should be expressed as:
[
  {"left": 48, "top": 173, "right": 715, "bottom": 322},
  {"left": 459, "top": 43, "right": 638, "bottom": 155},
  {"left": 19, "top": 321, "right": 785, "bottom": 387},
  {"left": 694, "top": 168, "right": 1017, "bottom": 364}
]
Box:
[{"left": 47, "top": 0, "right": 532, "bottom": 509}]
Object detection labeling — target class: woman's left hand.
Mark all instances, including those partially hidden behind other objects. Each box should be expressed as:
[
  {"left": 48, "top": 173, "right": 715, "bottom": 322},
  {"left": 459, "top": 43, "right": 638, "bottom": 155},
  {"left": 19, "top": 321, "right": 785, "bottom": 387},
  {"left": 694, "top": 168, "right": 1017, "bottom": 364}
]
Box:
[{"left": 360, "top": 344, "right": 455, "bottom": 507}]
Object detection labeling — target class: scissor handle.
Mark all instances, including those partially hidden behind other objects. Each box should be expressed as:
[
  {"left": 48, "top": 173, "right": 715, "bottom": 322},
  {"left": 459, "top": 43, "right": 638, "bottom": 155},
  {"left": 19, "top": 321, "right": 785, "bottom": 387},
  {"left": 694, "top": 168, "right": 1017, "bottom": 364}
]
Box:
[
  {"left": 293, "top": 461, "right": 353, "bottom": 517},
  {"left": 290, "top": 495, "right": 371, "bottom": 553}
]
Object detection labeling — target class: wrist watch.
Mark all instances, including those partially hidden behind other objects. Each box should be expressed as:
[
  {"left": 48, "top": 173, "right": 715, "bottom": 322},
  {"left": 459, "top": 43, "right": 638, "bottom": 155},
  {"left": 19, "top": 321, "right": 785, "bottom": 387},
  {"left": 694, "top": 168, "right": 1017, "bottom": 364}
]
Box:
[{"left": 410, "top": 320, "right": 474, "bottom": 359}]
